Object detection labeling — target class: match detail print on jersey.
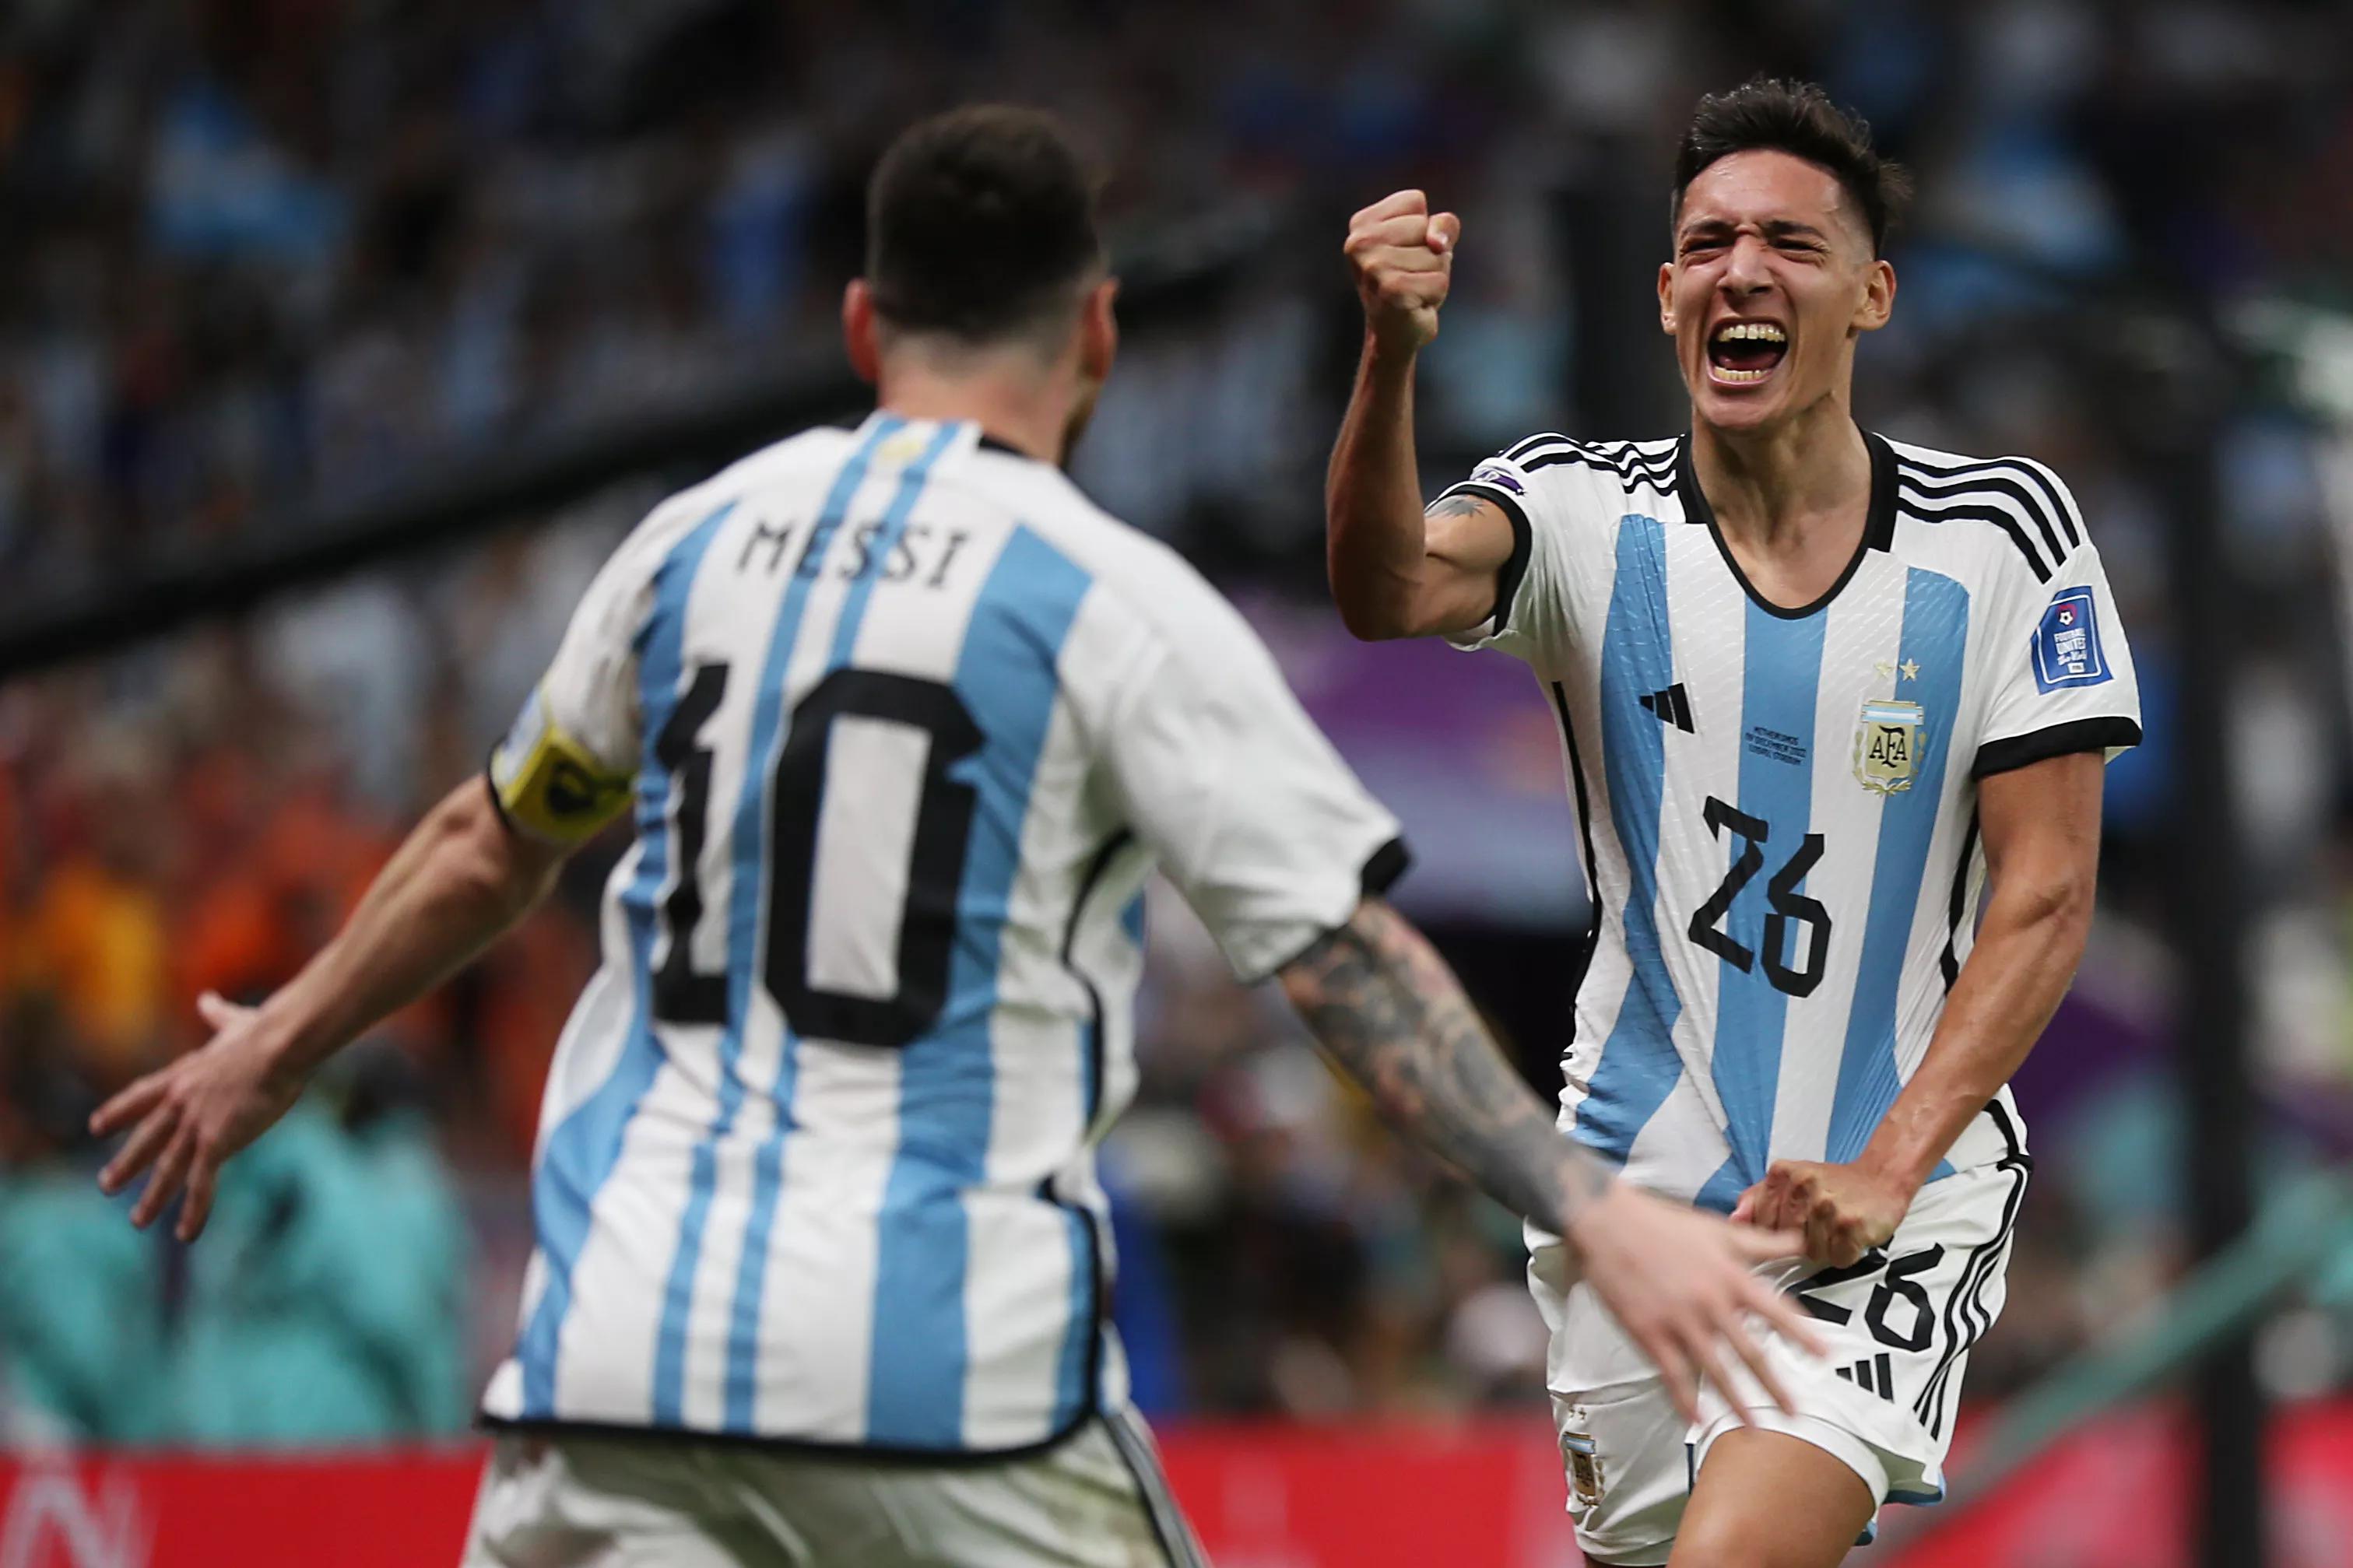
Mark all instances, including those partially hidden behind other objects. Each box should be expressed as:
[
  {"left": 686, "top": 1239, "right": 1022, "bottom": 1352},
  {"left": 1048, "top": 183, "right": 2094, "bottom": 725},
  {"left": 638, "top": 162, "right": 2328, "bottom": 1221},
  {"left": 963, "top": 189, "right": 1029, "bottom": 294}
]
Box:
[{"left": 1438, "top": 430, "right": 2140, "bottom": 1211}]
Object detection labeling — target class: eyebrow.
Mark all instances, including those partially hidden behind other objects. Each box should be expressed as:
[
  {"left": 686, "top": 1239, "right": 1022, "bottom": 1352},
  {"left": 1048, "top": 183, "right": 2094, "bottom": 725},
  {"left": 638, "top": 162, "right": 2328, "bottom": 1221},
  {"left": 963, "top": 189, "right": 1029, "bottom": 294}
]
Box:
[{"left": 1678, "top": 217, "right": 1833, "bottom": 244}]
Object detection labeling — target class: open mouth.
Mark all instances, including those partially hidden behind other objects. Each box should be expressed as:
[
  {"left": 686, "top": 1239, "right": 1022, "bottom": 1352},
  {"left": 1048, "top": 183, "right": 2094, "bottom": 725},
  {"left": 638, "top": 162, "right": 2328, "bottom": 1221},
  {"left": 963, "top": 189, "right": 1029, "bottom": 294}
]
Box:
[{"left": 1706, "top": 321, "right": 1788, "bottom": 384}]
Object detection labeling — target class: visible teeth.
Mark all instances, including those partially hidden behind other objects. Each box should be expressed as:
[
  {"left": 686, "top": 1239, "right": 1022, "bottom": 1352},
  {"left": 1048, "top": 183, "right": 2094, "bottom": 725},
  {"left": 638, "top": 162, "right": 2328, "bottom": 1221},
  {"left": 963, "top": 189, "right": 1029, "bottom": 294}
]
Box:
[
  {"left": 1714, "top": 322, "right": 1787, "bottom": 343},
  {"left": 1713, "top": 365, "right": 1772, "bottom": 382}
]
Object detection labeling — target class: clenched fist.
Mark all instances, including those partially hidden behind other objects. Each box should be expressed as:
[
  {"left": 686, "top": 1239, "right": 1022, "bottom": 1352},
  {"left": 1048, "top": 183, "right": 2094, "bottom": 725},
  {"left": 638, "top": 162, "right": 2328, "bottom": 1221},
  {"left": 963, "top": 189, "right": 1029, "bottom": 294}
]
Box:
[{"left": 1345, "top": 189, "right": 1459, "bottom": 356}]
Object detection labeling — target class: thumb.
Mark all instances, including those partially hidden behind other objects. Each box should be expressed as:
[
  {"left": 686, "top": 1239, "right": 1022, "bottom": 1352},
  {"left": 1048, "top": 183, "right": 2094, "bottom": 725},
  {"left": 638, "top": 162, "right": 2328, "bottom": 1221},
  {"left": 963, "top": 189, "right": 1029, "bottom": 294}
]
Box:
[
  {"left": 1729, "top": 1187, "right": 1758, "bottom": 1226},
  {"left": 196, "top": 991, "right": 245, "bottom": 1030},
  {"left": 1428, "top": 212, "right": 1462, "bottom": 254}
]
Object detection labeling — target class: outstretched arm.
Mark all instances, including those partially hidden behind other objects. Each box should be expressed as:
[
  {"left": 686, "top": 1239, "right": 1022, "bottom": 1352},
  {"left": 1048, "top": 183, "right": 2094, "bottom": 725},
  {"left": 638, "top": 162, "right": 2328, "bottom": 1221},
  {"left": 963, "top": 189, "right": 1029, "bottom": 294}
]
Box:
[
  {"left": 1326, "top": 189, "right": 1517, "bottom": 640},
  {"left": 1280, "top": 898, "right": 1825, "bottom": 1422},
  {"left": 1737, "top": 751, "right": 2103, "bottom": 1263},
  {"left": 93, "top": 777, "right": 570, "bottom": 1239}
]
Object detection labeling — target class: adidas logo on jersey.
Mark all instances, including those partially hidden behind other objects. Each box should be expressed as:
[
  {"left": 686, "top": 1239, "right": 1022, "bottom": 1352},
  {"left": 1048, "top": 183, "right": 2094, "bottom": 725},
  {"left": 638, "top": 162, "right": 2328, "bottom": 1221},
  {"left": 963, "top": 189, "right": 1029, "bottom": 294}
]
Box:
[{"left": 1638, "top": 683, "right": 1695, "bottom": 733}]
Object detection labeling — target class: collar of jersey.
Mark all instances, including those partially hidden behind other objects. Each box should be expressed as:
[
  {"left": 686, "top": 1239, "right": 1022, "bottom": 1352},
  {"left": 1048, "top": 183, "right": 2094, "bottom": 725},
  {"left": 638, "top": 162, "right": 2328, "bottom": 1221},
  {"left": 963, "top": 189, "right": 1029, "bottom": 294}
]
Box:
[{"left": 1676, "top": 426, "right": 1899, "bottom": 621}]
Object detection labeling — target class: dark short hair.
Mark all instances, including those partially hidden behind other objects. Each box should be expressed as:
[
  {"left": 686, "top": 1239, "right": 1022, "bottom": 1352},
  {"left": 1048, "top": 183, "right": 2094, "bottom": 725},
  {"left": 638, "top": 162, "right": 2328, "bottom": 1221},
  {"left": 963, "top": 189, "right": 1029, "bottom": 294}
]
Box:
[
  {"left": 1672, "top": 77, "right": 1912, "bottom": 255},
  {"left": 866, "top": 105, "right": 1105, "bottom": 343}
]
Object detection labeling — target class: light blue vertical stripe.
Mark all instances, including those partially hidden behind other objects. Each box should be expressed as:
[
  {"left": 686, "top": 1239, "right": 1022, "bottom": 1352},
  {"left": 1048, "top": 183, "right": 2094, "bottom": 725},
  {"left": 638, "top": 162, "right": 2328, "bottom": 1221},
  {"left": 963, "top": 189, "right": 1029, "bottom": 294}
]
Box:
[
  {"left": 1826, "top": 569, "right": 1970, "bottom": 1163},
  {"left": 648, "top": 416, "right": 901, "bottom": 1426},
  {"left": 721, "top": 419, "right": 962, "bottom": 1429},
  {"left": 866, "top": 524, "right": 1094, "bottom": 1447},
  {"left": 1570, "top": 516, "right": 1684, "bottom": 1163},
  {"left": 518, "top": 499, "right": 733, "bottom": 1419},
  {"left": 1705, "top": 600, "right": 1828, "bottom": 1201}
]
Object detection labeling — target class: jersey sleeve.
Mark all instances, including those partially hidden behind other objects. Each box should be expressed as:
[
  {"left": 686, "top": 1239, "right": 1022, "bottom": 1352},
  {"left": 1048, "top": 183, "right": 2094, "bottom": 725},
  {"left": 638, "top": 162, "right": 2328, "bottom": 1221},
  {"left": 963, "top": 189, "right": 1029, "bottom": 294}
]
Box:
[
  {"left": 1974, "top": 526, "right": 2143, "bottom": 777},
  {"left": 486, "top": 516, "right": 673, "bottom": 844},
  {"left": 1094, "top": 577, "right": 1407, "bottom": 984},
  {"left": 1436, "top": 444, "right": 1610, "bottom": 668}
]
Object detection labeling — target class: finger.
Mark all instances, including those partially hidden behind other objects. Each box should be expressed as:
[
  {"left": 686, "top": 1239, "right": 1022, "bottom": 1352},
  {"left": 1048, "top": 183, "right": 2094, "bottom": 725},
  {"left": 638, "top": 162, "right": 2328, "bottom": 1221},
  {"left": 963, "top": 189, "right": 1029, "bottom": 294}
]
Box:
[
  {"left": 1732, "top": 1225, "right": 1807, "bottom": 1265},
  {"left": 99, "top": 1104, "right": 180, "bottom": 1193},
  {"left": 1729, "top": 1187, "right": 1759, "bottom": 1226},
  {"left": 1643, "top": 1334, "right": 1701, "bottom": 1429},
  {"left": 1354, "top": 213, "right": 1449, "bottom": 254},
  {"left": 1806, "top": 1201, "right": 1840, "bottom": 1263},
  {"left": 196, "top": 990, "right": 247, "bottom": 1030},
  {"left": 178, "top": 1149, "right": 221, "bottom": 1243},
  {"left": 91, "top": 1074, "right": 170, "bottom": 1139},
  {"left": 1750, "top": 1277, "right": 1829, "bottom": 1360},
  {"left": 1352, "top": 188, "right": 1428, "bottom": 226},
  {"left": 1684, "top": 1331, "right": 1748, "bottom": 1429},
  {"left": 1721, "top": 1314, "right": 1796, "bottom": 1417},
  {"left": 131, "top": 1124, "right": 197, "bottom": 1230},
  {"left": 1427, "top": 212, "right": 1461, "bottom": 254}
]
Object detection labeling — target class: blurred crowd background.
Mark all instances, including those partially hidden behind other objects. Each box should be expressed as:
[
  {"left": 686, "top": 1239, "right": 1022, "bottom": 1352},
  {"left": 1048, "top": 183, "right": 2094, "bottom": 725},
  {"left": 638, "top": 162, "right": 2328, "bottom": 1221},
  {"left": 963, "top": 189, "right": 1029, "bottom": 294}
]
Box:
[{"left": 5, "top": 0, "right": 2353, "bottom": 1451}]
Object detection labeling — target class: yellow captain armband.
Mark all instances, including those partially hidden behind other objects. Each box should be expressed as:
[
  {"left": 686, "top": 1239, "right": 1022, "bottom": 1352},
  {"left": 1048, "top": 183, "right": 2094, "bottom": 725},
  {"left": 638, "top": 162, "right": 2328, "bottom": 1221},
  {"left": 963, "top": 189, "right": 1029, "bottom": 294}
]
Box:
[{"left": 489, "top": 688, "right": 634, "bottom": 844}]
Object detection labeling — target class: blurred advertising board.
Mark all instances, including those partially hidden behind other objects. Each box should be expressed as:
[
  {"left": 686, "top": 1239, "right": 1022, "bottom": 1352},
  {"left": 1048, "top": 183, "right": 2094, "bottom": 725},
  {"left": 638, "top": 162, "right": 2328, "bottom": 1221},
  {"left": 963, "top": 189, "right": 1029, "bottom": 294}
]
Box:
[{"left": 5, "top": 1403, "right": 2353, "bottom": 1568}]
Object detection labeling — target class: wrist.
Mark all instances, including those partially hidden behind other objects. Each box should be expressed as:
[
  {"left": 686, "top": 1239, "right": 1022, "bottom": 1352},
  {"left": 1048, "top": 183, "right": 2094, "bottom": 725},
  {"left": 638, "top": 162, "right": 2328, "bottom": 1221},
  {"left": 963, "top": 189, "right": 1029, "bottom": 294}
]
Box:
[
  {"left": 1856, "top": 1142, "right": 1933, "bottom": 1199},
  {"left": 1360, "top": 324, "right": 1424, "bottom": 375}
]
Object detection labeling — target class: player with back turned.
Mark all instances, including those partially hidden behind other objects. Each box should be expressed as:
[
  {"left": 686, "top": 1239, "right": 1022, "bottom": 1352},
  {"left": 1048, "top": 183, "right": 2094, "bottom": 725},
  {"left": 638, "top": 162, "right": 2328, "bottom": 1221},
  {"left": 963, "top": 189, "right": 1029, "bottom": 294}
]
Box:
[
  {"left": 1328, "top": 79, "right": 2143, "bottom": 1567},
  {"left": 92, "top": 106, "right": 1821, "bottom": 1566}
]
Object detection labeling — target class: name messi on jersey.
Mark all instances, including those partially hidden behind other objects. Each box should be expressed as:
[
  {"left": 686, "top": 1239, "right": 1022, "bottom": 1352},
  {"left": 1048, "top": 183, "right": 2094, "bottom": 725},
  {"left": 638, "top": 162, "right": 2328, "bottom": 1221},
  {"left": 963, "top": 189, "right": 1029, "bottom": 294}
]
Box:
[{"left": 736, "top": 514, "right": 974, "bottom": 588}]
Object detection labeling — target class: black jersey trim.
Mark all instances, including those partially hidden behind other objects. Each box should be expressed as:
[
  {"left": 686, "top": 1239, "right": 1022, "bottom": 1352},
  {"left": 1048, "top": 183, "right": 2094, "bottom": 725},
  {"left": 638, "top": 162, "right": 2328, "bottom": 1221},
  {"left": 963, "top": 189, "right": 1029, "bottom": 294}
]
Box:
[
  {"left": 1892, "top": 493, "right": 2055, "bottom": 582},
  {"left": 1895, "top": 453, "right": 2082, "bottom": 551},
  {"left": 1972, "top": 717, "right": 2141, "bottom": 780},
  {"left": 1055, "top": 826, "right": 1140, "bottom": 1427},
  {"left": 1916, "top": 1101, "right": 2032, "bottom": 1439},
  {"left": 1940, "top": 810, "right": 1980, "bottom": 992},
  {"left": 1252, "top": 836, "right": 1415, "bottom": 983},
  {"left": 476, "top": 1409, "right": 1097, "bottom": 1466},
  {"left": 1106, "top": 1408, "right": 1210, "bottom": 1568},
  {"left": 1895, "top": 467, "right": 2070, "bottom": 563},
  {"left": 1677, "top": 431, "right": 1896, "bottom": 620},
  {"left": 1436, "top": 481, "right": 1532, "bottom": 633},
  {"left": 1522, "top": 441, "right": 1681, "bottom": 494},
  {"left": 1551, "top": 682, "right": 1606, "bottom": 1043}
]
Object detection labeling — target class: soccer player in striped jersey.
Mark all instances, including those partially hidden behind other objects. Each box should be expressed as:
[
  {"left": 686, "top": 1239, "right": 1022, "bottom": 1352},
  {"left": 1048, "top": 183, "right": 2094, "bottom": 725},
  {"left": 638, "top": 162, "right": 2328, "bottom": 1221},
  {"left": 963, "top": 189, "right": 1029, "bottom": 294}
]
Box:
[
  {"left": 1328, "top": 78, "right": 2142, "bottom": 1568},
  {"left": 93, "top": 107, "right": 1820, "bottom": 1566}
]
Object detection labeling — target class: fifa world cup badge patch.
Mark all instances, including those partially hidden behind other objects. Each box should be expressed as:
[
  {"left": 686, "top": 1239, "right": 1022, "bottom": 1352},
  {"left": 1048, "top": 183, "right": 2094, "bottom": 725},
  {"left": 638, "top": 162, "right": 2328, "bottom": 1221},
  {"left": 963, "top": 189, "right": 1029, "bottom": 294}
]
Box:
[
  {"left": 1561, "top": 1430, "right": 1606, "bottom": 1508},
  {"left": 1854, "top": 699, "right": 1925, "bottom": 794},
  {"left": 2032, "top": 586, "right": 2111, "bottom": 692}
]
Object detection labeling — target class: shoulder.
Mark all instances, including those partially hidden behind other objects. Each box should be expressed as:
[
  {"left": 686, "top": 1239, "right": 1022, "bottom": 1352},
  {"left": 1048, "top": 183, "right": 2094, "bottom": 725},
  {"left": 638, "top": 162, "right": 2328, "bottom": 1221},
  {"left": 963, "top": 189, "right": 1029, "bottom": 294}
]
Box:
[
  {"left": 1881, "top": 434, "right": 2088, "bottom": 587},
  {"left": 1450, "top": 433, "right": 1687, "bottom": 524}
]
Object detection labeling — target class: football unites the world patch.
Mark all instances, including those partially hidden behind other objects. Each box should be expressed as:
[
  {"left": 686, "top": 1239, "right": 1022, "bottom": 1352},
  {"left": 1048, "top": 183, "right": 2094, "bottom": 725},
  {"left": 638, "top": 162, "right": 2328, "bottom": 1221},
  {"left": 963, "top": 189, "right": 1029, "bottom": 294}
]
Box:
[
  {"left": 2031, "top": 585, "right": 2111, "bottom": 692},
  {"left": 1854, "top": 698, "right": 1925, "bottom": 795}
]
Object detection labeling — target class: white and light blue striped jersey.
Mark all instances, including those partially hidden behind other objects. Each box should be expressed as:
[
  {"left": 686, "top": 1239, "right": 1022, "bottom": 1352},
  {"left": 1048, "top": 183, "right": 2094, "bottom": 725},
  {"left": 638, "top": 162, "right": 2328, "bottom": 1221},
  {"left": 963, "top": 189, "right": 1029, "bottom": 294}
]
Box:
[
  {"left": 478, "top": 412, "right": 1402, "bottom": 1454},
  {"left": 1444, "top": 431, "right": 2141, "bottom": 1212}
]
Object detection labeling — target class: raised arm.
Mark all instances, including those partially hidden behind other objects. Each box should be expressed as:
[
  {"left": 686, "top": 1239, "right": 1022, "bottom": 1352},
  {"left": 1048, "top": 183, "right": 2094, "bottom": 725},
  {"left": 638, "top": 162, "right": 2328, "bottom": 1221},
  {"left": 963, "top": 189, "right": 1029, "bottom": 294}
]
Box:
[
  {"left": 1327, "top": 189, "right": 1519, "bottom": 640},
  {"left": 93, "top": 778, "right": 570, "bottom": 1240},
  {"left": 1280, "top": 897, "right": 1824, "bottom": 1422}
]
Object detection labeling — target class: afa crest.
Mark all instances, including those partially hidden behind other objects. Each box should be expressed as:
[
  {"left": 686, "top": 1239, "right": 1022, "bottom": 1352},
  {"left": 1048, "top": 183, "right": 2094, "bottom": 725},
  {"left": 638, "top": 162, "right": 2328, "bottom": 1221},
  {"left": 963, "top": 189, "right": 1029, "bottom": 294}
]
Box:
[
  {"left": 1561, "top": 1430, "right": 1606, "bottom": 1509},
  {"left": 1854, "top": 699, "right": 1925, "bottom": 795}
]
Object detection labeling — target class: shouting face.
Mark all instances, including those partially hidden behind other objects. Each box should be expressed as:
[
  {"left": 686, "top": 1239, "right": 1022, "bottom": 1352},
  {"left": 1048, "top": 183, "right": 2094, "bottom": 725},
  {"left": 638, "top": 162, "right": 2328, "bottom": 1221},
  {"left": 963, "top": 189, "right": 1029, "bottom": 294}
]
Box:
[{"left": 1659, "top": 149, "right": 1895, "bottom": 436}]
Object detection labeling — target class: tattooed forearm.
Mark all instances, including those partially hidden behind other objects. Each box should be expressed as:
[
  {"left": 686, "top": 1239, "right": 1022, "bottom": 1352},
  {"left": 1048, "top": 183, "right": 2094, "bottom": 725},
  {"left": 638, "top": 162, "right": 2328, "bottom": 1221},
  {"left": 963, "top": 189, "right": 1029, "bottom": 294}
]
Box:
[{"left": 1277, "top": 899, "right": 1612, "bottom": 1233}]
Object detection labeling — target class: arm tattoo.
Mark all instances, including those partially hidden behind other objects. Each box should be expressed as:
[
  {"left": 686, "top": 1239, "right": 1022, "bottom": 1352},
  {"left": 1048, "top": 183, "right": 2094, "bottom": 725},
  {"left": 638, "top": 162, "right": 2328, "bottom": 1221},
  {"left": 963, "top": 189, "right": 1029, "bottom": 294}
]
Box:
[
  {"left": 1424, "top": 494, "right": 1490, "bottom": 521},
  {"left": 1279, "top": 900, "right": 1611, "bottom": 1233}
]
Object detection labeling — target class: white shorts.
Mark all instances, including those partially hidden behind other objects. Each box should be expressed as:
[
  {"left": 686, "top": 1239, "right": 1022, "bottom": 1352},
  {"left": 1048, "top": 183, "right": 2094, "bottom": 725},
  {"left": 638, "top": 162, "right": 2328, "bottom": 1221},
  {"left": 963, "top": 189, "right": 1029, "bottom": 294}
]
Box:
[
  {"left": 458, "top": 1410, "right": 1208, "bottom": 1568},
  {"left": 1529, "top": 1154, "right": 2029, "bottom": 1566}
]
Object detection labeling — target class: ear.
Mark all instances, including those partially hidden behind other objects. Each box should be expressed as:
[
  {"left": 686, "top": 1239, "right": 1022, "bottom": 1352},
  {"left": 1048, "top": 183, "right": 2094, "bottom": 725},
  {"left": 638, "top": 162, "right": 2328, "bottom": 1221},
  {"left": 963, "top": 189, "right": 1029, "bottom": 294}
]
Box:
[
  {"left": 1853, "top": 258, "right": 1896, "bottom": 335},
  {"left": 843, "top": 279, "right": 880, "bottom": 384},
  {"left": 1079, "top": 276, "right": 1119, "bottom": 382},
  {"left": 1656, "top": 261, "right": 1677, "bottom": 337}
]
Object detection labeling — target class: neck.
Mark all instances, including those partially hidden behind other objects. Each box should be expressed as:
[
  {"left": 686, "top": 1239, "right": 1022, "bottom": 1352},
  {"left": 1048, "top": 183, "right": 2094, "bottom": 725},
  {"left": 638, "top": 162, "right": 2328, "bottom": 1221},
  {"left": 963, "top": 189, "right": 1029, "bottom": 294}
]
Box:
[
  {"left": 1689, "top": 390, "right": 1870, "bottom": 547},
  {"left": 875, "top": 349, "right": 1075, "bottom": 465}
]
